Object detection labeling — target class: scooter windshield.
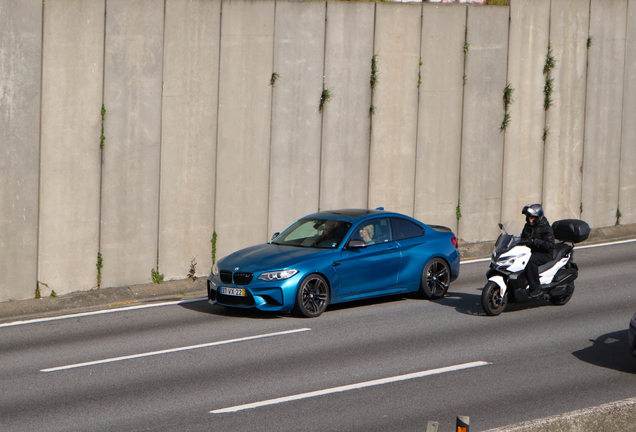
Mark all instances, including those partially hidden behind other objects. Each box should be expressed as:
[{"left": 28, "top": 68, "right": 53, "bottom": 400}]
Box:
[{"left": 493, "top": 221, "right": 523, "bottom": 255}]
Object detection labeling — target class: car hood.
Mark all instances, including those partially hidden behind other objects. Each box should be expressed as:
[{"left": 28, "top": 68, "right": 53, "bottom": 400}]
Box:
[{"left": 218, "top": 243, "right": 335, "bottom": 273}]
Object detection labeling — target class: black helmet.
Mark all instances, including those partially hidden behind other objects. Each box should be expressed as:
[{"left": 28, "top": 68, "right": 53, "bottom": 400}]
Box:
[{"left": 522, "top": 203, "right": 544, "bottom": 218}]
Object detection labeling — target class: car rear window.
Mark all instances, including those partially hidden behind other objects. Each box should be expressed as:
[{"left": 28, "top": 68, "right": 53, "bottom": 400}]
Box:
[{"left": 390, "top": 218, "right": 425, "bottom": 241}]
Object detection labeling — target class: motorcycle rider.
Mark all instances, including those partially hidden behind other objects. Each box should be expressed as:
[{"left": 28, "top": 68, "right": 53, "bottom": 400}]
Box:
[{"left": 521, "top": 204, "right": 555, "bottom": 297}]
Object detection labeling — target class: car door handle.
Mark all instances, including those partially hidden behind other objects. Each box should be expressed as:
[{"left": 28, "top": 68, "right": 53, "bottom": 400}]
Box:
[{"left": 333, "top": 261, "right": 341, "bottom": 267}]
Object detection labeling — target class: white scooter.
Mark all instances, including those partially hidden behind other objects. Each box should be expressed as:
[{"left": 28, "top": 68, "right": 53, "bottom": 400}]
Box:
[{"left": 481, "top": 219, "right": 590, "bottom": 316}]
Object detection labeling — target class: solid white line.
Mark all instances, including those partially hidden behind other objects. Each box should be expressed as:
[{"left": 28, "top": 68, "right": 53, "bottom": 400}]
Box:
[
  {"left": 0, "top": 297, "right": 206, "bottom": 328},
  {"left": 460, "top": 238, "right": 636, "bottom": 265},
  {"left": 577, "top": 238, "right": 636, "bottom": 249},
  {"left": 210, "top": 360, "right": 491, "bottom": 414},
  {"left": 41, "top": 328, "right": 311, "bottom": 373}
]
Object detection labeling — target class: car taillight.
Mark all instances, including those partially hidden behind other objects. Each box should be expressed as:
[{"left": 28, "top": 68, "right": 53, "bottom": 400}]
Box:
[{"left": 451, "top": 236, "right": 458, "bottom": 249}]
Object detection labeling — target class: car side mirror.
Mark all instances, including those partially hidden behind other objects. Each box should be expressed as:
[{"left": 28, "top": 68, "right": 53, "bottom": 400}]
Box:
[
  {"left": 347, "top": 239, "right": 367, "bottom": 249},
  {"left": 271, "top": 232, "right": 280, "bottom": 241}
]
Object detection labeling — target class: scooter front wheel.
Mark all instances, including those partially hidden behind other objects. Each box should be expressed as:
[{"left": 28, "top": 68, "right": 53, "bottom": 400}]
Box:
[{"left": 481, "top": 281, "right": 508, "bottom": 316}]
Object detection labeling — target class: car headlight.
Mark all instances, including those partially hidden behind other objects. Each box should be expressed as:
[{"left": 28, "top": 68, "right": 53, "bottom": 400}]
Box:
[
  {"left": 258, "top": 269, "right": 298, "bottom": 282},
  {"left": 212, "top": 263, "right": 219, "bottom": 277}
]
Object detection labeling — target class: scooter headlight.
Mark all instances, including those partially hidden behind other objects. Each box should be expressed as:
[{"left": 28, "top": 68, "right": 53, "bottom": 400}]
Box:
[{"left": 496, "top": 256, "right": 515, "bottom": 268}]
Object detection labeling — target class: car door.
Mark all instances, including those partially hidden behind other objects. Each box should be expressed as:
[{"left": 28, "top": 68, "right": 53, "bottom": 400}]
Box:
[
  {"left": 336, "top": 218, "right": 401, "bottom": 301},
  {"left": 390, "top": 217, "right": 428, "bottom": 291}
]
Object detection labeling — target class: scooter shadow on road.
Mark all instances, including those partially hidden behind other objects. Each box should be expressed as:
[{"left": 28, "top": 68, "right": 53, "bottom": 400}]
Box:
[
  {"left": 572, "top": 330, "right": 636, "bottom": 374},
  {"left": 432, "top": 289, "right": 485, "bottom": 316},
  {"left": 433, "top": 289, "right": 555, "bottom": 316}
]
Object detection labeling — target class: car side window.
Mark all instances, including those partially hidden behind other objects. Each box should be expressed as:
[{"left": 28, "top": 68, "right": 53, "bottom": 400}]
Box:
[
  {"left": 351, "top": 218, "right": 392, "bottom": 245},
  {"left": 390, "top": 218, "right": 425, "bottom": 241}
]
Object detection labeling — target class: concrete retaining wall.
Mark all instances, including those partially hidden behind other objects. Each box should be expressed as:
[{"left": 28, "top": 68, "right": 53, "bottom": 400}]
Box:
[
  {"left": 368, "top": 2, "right": 422, "bottom": 216},
  {"left": 1, "top": 0, "right": 636, "bottom": 301},
  {"left": 500, "top": 0, "right": 550, "bottom": 223},
  {"left": 159, "top": 0, "right": 221, "bottom": 281},
  {"left": 414, "top": 4, "right": 466, "bottom": 232},
  {"left": 38, "top": 0, "right": 104, "bottom": 296},
  {"left": 458, "top": 5, "right": 509, "bottom": 243},
  {"left": 0, "top": 0, "right": 42, "bottom": 301},
  {"left": 581, "top": 0, "right": 628, "bottom": 228},
  {"left": 542, "top": 0, "right": 589, "bottom": 221}
]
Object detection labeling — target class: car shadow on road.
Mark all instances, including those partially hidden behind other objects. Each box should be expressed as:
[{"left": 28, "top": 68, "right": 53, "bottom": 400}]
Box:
[
  {"left": 179, "top": 300, "right": 288, "bottom": 320},
  {"left": 572, "top": 330, "right": 636, "bottom": 374}
]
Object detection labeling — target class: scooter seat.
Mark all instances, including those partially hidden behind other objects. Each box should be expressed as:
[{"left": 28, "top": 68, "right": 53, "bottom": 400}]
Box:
[{"left": 538, "top": 242, "right": 573, "bottom": 274}]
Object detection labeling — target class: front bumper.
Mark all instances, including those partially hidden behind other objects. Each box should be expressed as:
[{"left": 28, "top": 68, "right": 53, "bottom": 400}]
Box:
[{"left": 207, "top": 275, "right": 299, "bottom": 312}]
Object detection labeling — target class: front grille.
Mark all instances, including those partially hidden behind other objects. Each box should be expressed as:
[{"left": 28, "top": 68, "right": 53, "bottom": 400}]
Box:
[
  {"left": 220, "top": 270, "right": 233, "bottom": 284},
  {"left": 218, "top": 270, "right": 253, "bottom": 285},
  {"left": 233, "top": 272, "right": 253, "bottom": 285}
]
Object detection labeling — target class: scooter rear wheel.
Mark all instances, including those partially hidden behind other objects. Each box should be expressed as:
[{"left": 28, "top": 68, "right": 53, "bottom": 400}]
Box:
[{"left": 481, "top": 281, "right": 508, "bottom": 316}]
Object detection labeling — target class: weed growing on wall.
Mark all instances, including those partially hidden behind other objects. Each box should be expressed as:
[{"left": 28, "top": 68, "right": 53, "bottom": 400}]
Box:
[
  {"left": 456, "top": 201, "right": 462, "bottom": 221},
  {"left": 616, "top": 207, "right": 622, "bottom": 224},
  {"left": 370, "top": 54, "right": 379, "bottom": 89},
  {"left": 50, "top": 290, "right": 57, "bottom": 298},
  {"left": 35, "top": 285, "right": 41, "bottom": 299},
  {"left": 587, "top": 36, "right": 593, "bottom": 48},
  {"left": 211, "top": 232, "right": 217, "bottom": 270},
  {"left": 500, "top": 83, "right": 514, "bottom": 132},
  {"left": 96, "top": 252, "right": 103, "bottom": 288},
  {"left": 543, "top": 43, "right": 556, "bottom": 111},
  {"left": 369, "top": 105, "right": 375, "bottom": 116},
  {"left": 542, "top": 126, "right": 550, "bottom": 142},
  {"left": 151, "top": 262, "right": 164, "bottom": 284},
  {"left": 188, "top": 258, "right": 197, "bottom": 281},
  {"left": 100, "top": 104, "right": 106, "bottom": 149},
  {"left": 270, "top": 72, "right": 280, "bottom": 86},
  {"left": 319, "top": 84, "right": 333, "bottom": 112}
]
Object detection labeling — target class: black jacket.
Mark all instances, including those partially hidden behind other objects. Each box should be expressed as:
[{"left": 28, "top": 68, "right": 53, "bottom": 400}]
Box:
[{"left": 521, "top": 216, "right": 555, "bottom": 254}]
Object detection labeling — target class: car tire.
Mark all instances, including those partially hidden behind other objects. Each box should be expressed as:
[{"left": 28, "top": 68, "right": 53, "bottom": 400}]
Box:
[
  {"left": 419, "top": 258, "right": 451, "bottom": 300},
  {"left": 294, "top": 274, "right": 330, "bottom": 318},
  {"left": 481, "top": 281, "right": 508, "bottom": 316}
]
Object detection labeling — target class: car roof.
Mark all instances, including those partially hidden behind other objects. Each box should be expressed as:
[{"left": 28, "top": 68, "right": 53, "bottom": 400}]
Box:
[{"left": 302, "top": 208, "right": 410, "bottom": 223}]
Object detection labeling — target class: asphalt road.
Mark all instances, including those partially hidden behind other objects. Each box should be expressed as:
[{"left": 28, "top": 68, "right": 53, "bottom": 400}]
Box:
[{"left": 1, "top": 241, "right": 635, "bottom": 432}]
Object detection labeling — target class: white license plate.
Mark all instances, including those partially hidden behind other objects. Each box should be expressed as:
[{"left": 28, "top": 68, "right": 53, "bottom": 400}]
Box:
[{"left": 220, "top": 287, "right": 245, "bottom": 297}]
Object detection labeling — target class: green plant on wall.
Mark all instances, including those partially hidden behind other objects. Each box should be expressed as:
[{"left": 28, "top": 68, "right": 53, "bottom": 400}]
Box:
[
  {"left": 370, "top": 54, "right": 379, "bottom": 89},
  {"left": 542, "top": 126, "right": 550, "bottom": 142},
  {"left": 319, "top": 83, "right": 333, "bottom": 113},
  {"left": 35, "top": 285, "right": 41, "bottom": 299},
  {"left": 500, "top": 83, "right": 514, "bottom": 132},
  {"left": 543, "top": 43, "right": 556, "bottom": 111},
  {"left": 211, "top": 231, "right": 217, "bottom": 270},
  {"left": 456, "top": 200, "right": 462, "bottom": 221},
  {"left": 96, "top": 252, "right": 103, "bottom": 288},
  {"left": 151, "top": 261, "right": 164, "bottom": 284},
  {"left": 270, "top": 72, "right": 280, "bottom": 86},
  {"left": 100, "top": 104, "right": 106, "bottom": 149},
  {"left": 369, "top": 104, "right": 375, "bottom": 116},
  {"left": 188, "top": 258, "right": 197, "bottom": 281},
  {"left": 50, "top": 290, "right": 57, "bottom": 298},
  {"left": 616, "top": 207, "right": 622, "bottom": 224},
  {"left": 587, "top": 36, "right": 593, "bottom": 48}
]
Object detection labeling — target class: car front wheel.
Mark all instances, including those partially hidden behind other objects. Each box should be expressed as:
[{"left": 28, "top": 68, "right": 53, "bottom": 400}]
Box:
[{"left": 294, "top": 274, "right": 330, "bottom": 318}]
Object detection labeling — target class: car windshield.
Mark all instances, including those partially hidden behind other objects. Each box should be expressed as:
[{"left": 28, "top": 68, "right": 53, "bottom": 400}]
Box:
[{"left": 271, "top": 219, "right": 352, "bottom": 249}]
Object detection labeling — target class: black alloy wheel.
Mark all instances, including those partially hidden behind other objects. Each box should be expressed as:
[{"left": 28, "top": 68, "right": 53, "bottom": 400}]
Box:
[
  {"left": 294, "top": 274, "right": 330, "bottom": 318},
  {"left": 420, "top": 258, "right": 451, "bottom": 300}
]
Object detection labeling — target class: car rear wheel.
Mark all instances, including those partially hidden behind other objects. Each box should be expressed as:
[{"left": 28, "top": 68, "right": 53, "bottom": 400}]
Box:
[
  {"left": 419, "top": 258, "right": 451, "bottom": 300},
  {"left": 294, "top": 274, "right": 330, "bottom": 318}
]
